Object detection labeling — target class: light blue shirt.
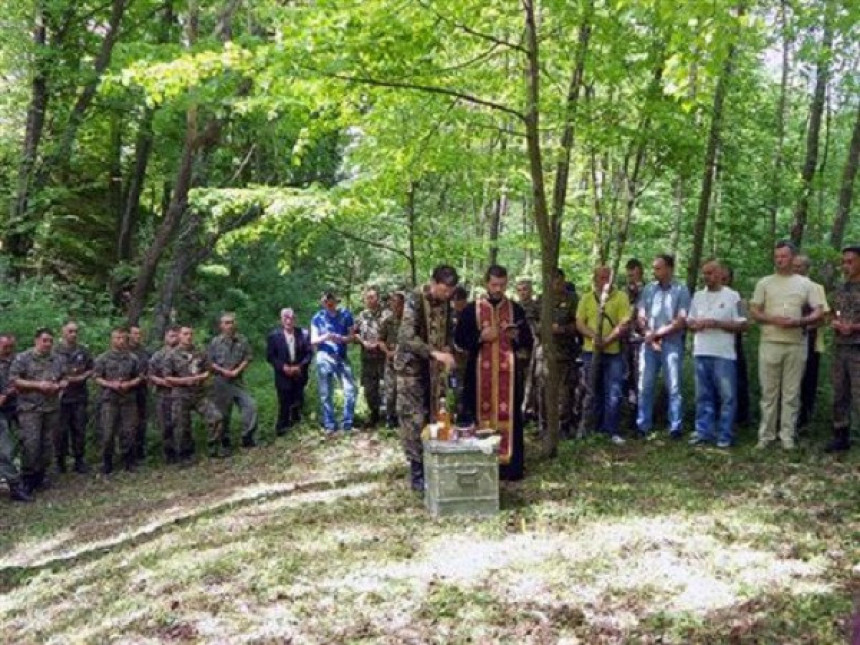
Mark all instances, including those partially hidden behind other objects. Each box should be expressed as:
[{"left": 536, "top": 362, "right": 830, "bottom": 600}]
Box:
[{"left": 311, "top": 308, "right": 354, "bottom": 360}]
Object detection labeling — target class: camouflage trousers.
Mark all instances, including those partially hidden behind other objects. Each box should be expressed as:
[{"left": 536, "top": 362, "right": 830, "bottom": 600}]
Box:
[
  {"left": 155, "top": 392, "right": 178, "bottom": 457},
  {"left": 173, "top": 394, "right": 223, "bottom": 449},
  {"left": 832, "top": 345, "right": 860, "bottom": 440},
  {"left": 56, "top": 399, "right": 88, "bottom": 463},
  {"left": 100, "top": 399, "right": 138, "bottom": 463},
  {"left": 361, "top": 358, "right": 386, "bottom": 421},
  {"left": 383, "top": 360, "right": 397, "bottom": 422},
  {"left": 396, "top": 375, "right": 430, "bottom": 463},
  {"left": 0, "top": 414, "right": 21, "bottom": 485},
  {"left": 212, "top": 379, "right": 258, "bottom": 441},
  {"left": 134, "top": 386, "right": 149, "bottom": 456},
  {"left": 18, "top": 409, "right": 59, "bottom": 479}
]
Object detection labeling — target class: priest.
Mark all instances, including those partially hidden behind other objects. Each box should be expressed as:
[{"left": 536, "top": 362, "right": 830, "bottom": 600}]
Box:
[{"left": 455, "top": 264, "right": 533, "bottom": 481}]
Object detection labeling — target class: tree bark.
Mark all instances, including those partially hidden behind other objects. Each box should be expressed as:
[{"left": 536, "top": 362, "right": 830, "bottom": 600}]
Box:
[
  {"left": 6, "top": 6, "right": 49, "bottom": 267},
  {"left": 790, "top": 15, "right": 833, "bottom": 247},
  {"left": 686, "top": 6, "right": 742, "bottom": 293},
  {"left": 829, "top": 101, "right": 860, "bottom": 255},
  {"left": 116, "top": 108, "right": 154, "bottom": 265},
  {"left": 768, "top": 0, "right": 791, "bottom": 248}
]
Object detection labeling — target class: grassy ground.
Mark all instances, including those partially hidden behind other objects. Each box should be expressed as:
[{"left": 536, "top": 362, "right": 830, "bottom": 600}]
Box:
[{"left": 0, "top": 362, "right": 858, "bottom": 644}]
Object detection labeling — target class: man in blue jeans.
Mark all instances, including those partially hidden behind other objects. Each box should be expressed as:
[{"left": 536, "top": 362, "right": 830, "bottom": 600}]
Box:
[
  {"left": 687, "top": 260, "right": 748, "bottom": 448},
  {"left": 310, "top": 291, "right": 357, "bottom": 434},
  {"left": 636, "top": 254, "right": 691, "bottom": 439}
]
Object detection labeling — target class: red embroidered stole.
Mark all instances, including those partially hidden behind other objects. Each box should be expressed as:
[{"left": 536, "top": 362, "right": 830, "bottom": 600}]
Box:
[{"left": 475, "top": 297, "right": 515, "bottom": 464}]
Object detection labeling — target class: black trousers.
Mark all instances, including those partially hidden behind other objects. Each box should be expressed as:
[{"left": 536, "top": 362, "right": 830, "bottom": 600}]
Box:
[
  {"left": 276, "top": 384, "right": 304, "bottom": 432},
  {"left": 798, "top": 333, "right": 820, "bottom": 428}
]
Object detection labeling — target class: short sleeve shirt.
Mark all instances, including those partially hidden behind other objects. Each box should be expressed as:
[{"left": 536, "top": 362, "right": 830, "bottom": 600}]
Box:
[
  {"left": 689, "top": 287, "right": 745, "bottom": 359},
  {"left": 576, "top": 288, "right": 631, "bottom": 354},
  {"left": 311, "top": 308, "right": 354, "bottom": 361},
  {"left": 54, "top": 343, "right": 94, "bottom": 403},
  {"left": 10, "top": 349, "right": 65, "bottom": 413},
  {"left": 831, "top": 281, "right": 860, "bottom": 346},
  {"left": 750, "top": 274, "right": 824, "bottom": 344},
  {"left": 165, "top": 345, "right": 211, "bottom": 399},
  {"left": 638, "top": 281, "right": 691, "bottom": 348},
  {"left": 355, "top": 308, "right": 387, "bottom": 362},
  {"left": 93, "top": 350, "right": 140, "bottom": 403}
]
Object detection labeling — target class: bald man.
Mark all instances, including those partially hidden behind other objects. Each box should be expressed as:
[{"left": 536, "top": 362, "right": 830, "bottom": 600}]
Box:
[{"left": 687, "top": 260, "right": 748, "bottom": 447}]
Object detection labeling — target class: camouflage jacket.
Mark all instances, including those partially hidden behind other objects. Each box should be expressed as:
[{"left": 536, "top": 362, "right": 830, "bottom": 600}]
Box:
[
  {"left": 149, "top": 346, "right": 175, "bottom": 396},
  {"left": 394, "top": 285, "right": 452, "bottom": 378},
  {"left": 207, "top": 333, "right": 252, "bottom": 384},
  {"left": 54, "top": 342, "right": 94, "bottom": 403},
  {"left": 10, "top": 349, "right": 66, "bottom": 413},
  {"left": 129, "top": 345, "right": 151, "bottom": 382},
  {"left": 165, "top": 345, "right": 211, "bottom": 399},
  {"left": 93, "top": 350, "right": 141, "bottom": 404},
  {"left": 0, "top": 355, "right": 17, "bottom": 415},
  {"left": 832, "top": 281, "right": 860, "bottom": 346},
  {"left": 536, "top": 291, "right": 580, "bottom": 362},
  {"left": 355, "top": 307, "right": 388, "bottom": 362},
  {"left": 379, "top": 312, "right": 402, "bottom": 363}
]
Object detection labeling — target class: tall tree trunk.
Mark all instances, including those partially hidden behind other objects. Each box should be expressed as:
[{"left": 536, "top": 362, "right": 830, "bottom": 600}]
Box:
[
  {"left": 829, "top": 101, "right": 860, "bottom": 255},
  {"left": 116, "top": 108, "right": 154, "bottom": 265},
  {"left": 406, "top": 181, "right": 418, "bottom": 287},
  {"left": 686, "top": 6, "right": 742, "bottom": 293},
  {"left": 769, "top": 0, "right": 791, "bottom": 247},
  {"left": 487, "top": 194, "right": 504, "bottom": 267},
  {"left": 6, "top": 6, "right": 49, "bottom": 268},
  {"left": 126, "top": 107, "right": 203, "bottom": 325},
  {"left": 790, "top": 15, "right": 833, "bottom": 246},
  {"left": 107, "top": 112, "right": 124, "bottom": 263}
]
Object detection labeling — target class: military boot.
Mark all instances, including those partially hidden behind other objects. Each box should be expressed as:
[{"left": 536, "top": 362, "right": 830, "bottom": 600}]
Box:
[
  {"left": 102, "top": 454, "right": 114, "bottom": 475},
  {"left": 9, "top": 480, "right": 33, "bottom": 503},
  {"left": 56, "top": 457, "right": 67, "bottom": 474},
  {"left": 124, "top": 453, "right": 137, "bottom": 473},
  {"left": 824, "top": 427, "right": 851, "bottom": 453},
  {"left": 409, "top": 460, "right": 425, "bottom": 492}
]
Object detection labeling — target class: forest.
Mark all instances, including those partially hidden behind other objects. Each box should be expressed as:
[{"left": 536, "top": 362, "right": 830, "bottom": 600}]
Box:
[{"left": 0, "top": 2, "right": 859, "bottom": 641}]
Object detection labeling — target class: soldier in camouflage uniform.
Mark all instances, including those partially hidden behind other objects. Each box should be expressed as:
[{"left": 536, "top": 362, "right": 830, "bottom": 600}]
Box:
[
  {"left": 622, "top": 259, "right": 645, "bottom": 423},
  {"left": 826, "top": 245, "right": 860, "bottom": 452},
  {"left": 355, "top": 288, "right": 388, "bottom": 428},
  {"left": 11, "top": 328, "right": 67, "bottom": 493},
  {"left": 208, "top": 313, "right": 257, "bottom": 448},
  {"left": 0, "top": 333, "right": 31, "bottom": 501},
  {"left": 165, "top": 326, "right": 225, "bottom": 460},
  {"left": 394, "top": 265, "right": 459, "bottom": 491},
  {"left": 93, "top": 328, "right": 143, "bottom": 474},
  {"left": 516, "top": 278, "right": 541, "bottom": 421},
  {"left": 54, "top": 321, "right": 94, "bottom": 474},
  {"left": 535, "top": 268, "right": 581, "bottom": 439},
  {"left": 128, "top": 326, "right": 151, "bottom": 461},
  {"left": 149, "top": 326, "right": 180, "bottom": 463},
  {"left": 379, "top": 291, "right": 405, "bottom": 428}
]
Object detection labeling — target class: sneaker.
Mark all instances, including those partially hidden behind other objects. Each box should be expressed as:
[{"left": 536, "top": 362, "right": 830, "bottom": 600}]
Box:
[
  {"left": 781, "top": 441, "right": 796, "bottom": 451},
  {"left": 669, "top": 431, "right": 683, "bottom": 441},
  {"left": 754, "top": 440, "right": 773, "bottom": 450},
  {"left": 716, "top": 440, "right": 732, "bottom": 449},
  {"left": 610, "top": 435, "right": 626, "bottom": 445},
  {"left": 688, "top": 436, "right": 708, "bottom": 446}
]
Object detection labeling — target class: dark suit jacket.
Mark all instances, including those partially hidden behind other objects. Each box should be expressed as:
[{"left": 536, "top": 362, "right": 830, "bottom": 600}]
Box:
[{"left": 266, "top": 327, "right": 312, "bottom": 391}]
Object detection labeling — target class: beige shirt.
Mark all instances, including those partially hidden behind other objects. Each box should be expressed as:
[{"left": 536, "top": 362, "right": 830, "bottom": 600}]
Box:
[{"left": 751, "top": 274, "right": 824, "bottom": 344}]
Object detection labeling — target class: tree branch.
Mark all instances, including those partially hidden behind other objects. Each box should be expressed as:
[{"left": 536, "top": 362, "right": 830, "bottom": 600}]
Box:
[
  {"left": 321, "top": 221, "right": 411, "bottom": 261},
  {"left": 415, "top": 0, "right": 527, "bottom": 54},
  {"left": 309, "top": 68, "right": 525, "bottom": 121}
]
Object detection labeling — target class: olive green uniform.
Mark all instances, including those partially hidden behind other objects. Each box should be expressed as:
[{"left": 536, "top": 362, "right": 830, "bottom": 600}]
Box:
[
  {"left": 93, "top": 349, "right": 140, "bottom": 470},
  {"left": 54, "top": 342, "right": 93, "bottom": 469},
  {"left": 129, "top": 345, "right": 150, "bottom": 459},
  {"left": 0, "top": 356, "right": 22, "bottom": 488},
  {"left": 356, "top": 307, "right": 388, "bottom": 426},
  {"left": 379, "top": 312, "right": 402, "bottom": 426},
  {"left": 149, "top": 347, "right": 176, "bottom": 461},
  {"left": 165, "top": 345, "right": 223, "bottom": 456},
  {"left": 536, "top": 291, "right": 581, "bottom": 437},
  {"left": 394, "top": 285, "right": 452, "bottom": 463},
  {"left": 10, "top": 349, "right": 64, "bottom": 484},
  {"left": 208, "top": 334, "right": 257, "bottom": 445},
  {"left": 831, "top": 282, "right": 860, "bottom": 444}
]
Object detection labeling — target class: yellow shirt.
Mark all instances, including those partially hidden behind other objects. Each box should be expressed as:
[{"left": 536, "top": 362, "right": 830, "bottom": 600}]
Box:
[
  {"left": 750, "top": 274, "right": 824, "bottom": 344},
  {"left": 576, "top": 288, "right": 631, "bottom": 354}
]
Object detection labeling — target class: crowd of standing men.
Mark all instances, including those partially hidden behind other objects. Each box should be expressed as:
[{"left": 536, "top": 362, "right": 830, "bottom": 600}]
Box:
[{"left": 1, "top": 241, "right": 858, "bottom": 503}]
